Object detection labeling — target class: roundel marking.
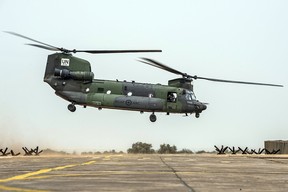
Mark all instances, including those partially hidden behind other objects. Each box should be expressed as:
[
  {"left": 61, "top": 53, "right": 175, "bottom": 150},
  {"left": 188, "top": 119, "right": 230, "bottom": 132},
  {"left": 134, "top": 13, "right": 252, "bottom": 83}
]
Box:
[{"left": 125, "top": 100, "right": 132, "bottom": 106}]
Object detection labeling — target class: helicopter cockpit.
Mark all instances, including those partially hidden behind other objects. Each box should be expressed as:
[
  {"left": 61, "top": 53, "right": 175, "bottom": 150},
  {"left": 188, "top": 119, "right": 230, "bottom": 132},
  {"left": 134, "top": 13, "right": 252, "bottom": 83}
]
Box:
[{"left": 185, "top": 90, "right": 197, "bottom": 101}]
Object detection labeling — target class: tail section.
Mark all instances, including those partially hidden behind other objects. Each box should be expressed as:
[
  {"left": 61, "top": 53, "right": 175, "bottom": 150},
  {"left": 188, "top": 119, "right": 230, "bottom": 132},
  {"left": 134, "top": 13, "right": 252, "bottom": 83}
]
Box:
[
  {"left": 44, "top": 53, "right": 94, "bottom": 105},
  {"left": 44, "top": 53, "right": 94, "bottom": 86}
]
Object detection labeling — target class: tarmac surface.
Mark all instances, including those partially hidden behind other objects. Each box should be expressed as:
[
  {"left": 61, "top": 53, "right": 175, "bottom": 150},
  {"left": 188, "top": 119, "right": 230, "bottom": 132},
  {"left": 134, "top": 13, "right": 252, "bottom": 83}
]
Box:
[{"left": 0, "top": 154, "right": 287, "bottom": 192}]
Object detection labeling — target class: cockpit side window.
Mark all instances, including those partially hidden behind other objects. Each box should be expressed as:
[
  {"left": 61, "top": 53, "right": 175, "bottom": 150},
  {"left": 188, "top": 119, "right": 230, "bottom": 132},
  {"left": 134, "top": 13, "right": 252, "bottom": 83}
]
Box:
[
  {"left": 167, "top": 92, "right": 177, "bottom": 103},
  {"left": 184, "top": 90, "right": 196, "bottom": 101},
  {"left": 186, "top": 93, "right": 192, "bottom": 101}
]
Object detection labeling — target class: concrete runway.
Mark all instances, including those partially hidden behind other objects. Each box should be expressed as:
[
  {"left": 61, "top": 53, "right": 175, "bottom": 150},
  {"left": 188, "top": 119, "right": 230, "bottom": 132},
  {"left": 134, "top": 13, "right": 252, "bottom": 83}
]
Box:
[{"left": 0, "top": 154, "right": 287, "bottom": 192}]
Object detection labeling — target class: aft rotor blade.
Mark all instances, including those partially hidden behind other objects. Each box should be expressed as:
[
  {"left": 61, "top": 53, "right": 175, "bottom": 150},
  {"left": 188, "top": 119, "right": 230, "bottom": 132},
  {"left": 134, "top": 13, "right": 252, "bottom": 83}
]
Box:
[
  {"left": 193, "top": 76, "right": 283, "bottom": 87},
  {"left": 4, "top": 31, "right": 60, "bottom": 51},
  {"left": 76, "top": 50, "right": 162, "bottom": 54},
  {"left": 5, "top": 31, "right": 162, "bottom": 54},
  {"left": 26, "top": 43, "right": 59, "bottom": 51}
]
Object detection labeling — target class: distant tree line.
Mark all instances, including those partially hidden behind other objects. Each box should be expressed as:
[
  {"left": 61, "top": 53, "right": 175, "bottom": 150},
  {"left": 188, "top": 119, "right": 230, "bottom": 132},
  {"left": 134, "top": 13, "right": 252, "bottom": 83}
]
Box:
[
  {"left": 81, "top": 150, "right": 124, "bottom": 155},
  {"left": 127, "top": 142, "right": 194, "bottom": 154},
  {"left": 78, "top": 142, "right": 212, "bottom": 155}
]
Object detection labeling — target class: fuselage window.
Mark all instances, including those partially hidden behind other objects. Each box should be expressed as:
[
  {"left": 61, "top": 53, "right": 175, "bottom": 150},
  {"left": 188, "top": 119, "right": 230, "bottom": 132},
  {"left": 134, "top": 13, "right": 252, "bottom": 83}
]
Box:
[{"left": 167, "top": 92, "right": 177, "bottom": 103}]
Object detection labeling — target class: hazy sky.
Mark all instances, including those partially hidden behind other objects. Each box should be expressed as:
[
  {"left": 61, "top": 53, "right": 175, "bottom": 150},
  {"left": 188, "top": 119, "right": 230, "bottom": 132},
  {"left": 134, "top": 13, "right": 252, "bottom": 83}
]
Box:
[{"left": 0, "top": 0, "right": 287, "bottom": 153}]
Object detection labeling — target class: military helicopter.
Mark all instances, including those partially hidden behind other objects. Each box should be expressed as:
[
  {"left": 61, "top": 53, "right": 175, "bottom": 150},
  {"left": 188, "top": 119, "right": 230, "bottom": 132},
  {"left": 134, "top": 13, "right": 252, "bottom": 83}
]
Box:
[{"left": 5, "top": 32, "right": 283, "bottom": 122}]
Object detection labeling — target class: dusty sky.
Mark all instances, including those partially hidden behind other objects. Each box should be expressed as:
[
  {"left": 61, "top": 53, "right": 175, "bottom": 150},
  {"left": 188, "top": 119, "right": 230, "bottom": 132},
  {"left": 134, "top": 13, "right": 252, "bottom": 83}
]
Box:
[{"left": 0, "top": 0, "right": 287, "bottom": 153}]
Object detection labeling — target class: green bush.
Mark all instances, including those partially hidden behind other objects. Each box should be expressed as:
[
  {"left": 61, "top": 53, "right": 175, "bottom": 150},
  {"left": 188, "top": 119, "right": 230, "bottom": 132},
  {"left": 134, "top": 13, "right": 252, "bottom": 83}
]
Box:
[
  {"left": 127, "top": 142, "right": 155, "bottom": 154},
  {"left": 158, "top": 144, "right": 177, "bottom": 154}
]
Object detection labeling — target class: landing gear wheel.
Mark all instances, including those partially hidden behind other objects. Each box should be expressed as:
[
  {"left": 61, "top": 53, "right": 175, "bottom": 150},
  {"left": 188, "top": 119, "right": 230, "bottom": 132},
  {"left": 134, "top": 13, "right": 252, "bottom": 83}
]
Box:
[
  {"left": 68, "top": 104, "right": 76, "bottom": 112},
  {"left": 149, "top": 113, "right": 157, "bottom": 122},
  {"left": 195, "top": 113, "right": 200, "bottom": 118}
]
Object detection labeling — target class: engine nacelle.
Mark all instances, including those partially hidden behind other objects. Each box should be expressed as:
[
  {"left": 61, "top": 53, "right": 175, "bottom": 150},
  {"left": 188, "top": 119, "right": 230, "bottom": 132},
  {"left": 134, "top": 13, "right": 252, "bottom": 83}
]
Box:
[{"left": 54, "top": 68, "right": 94, "bottom": 82}]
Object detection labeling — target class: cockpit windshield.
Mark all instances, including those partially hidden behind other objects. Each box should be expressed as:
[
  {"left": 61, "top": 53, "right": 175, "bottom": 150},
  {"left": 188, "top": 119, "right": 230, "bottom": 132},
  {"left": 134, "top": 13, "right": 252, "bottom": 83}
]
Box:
[{"left": 185, "top": 90, "right": 197, "bottom": 101}]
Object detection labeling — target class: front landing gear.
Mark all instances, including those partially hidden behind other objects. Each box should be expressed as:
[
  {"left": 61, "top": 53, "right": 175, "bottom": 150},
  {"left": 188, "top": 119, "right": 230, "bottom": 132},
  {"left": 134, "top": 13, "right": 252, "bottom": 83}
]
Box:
[
  {"left": 149, "top": 113, "right": 157, "bottom": 122},
  {"left": 68, "top": 103, "right": 76, "bottom": 112}
]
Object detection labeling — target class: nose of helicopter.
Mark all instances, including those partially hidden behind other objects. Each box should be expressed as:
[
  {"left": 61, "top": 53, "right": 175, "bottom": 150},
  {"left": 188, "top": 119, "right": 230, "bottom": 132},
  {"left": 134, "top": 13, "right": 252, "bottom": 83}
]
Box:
[
  {"left": 200, "top": 103, "right": 207, "bottom": 111},
  {"left": 194, "top": 102, "right": 207, "bottom": 112}
]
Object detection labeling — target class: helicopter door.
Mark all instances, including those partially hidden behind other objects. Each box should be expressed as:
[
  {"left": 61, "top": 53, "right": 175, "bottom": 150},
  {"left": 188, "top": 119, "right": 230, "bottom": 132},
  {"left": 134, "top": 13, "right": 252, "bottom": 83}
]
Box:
[{"left": 166, "top": 92, "right": 177, "bottom": 111}]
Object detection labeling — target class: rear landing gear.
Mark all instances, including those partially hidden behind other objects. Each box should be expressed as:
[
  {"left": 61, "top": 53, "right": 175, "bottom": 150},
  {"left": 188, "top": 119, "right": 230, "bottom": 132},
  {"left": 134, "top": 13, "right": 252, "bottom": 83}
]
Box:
[
  {"left": 195, "top": 113, "right": 200, "bottom": 118},
  {"left": 149, "top": 113, "right": 157, "bottom": 122},
  {"left": 68, "top": 104, "right": 76, "bottom": 112}
]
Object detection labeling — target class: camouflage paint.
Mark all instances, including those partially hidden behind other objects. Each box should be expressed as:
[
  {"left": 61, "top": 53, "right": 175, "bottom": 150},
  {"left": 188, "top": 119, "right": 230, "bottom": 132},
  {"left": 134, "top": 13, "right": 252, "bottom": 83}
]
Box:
[{"left": 44, "top": 53, "right": 207, "bottom": 115}]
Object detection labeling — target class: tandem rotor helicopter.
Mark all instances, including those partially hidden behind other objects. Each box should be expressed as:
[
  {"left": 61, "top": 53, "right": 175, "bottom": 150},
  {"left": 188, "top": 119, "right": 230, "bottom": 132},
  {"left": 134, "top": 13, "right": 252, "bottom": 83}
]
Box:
[{"left": 5, "top": 31, "right": 283, "bottom": 122}]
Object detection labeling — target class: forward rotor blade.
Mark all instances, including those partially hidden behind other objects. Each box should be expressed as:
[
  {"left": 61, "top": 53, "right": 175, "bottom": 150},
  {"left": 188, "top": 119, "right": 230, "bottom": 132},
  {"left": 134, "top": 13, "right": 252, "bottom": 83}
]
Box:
[
  {"left": 139, "top": 57, "right": 186, "bottom": 76},
  {"left": 138, "top": 58, "right": 169, "bottom": 71},
  {"left": 4, "top": 31, "right": 60, "bottom": 51},
  {"left": 192, "top": 76, "right": 283, "bottom": 87},
  {"left": 139, "top": 58, "right": 283, "bottom": 87}
]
